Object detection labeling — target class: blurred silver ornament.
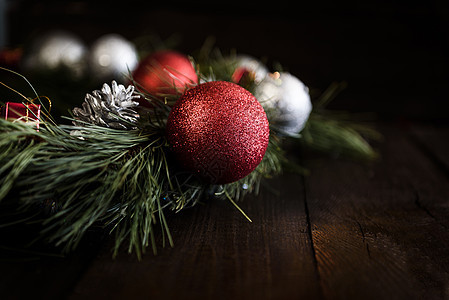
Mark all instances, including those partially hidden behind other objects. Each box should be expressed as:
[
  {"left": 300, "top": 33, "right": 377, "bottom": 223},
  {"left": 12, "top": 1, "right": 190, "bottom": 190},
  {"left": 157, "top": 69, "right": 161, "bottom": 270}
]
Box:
[
  {"left": 254, "top": 72, "right": 312, "bottom": 135},
  {"left": 22, "top": 31, "right": 88, "bottom": 77},
  {"left": 89, "top": 34, "right": 138, "bottom": 82},
  {"left": 233, "top": 55, "right": 269, "bottom": 83},
  {"left": 73, "top": 81, "right": 140, "bottom": 130}
]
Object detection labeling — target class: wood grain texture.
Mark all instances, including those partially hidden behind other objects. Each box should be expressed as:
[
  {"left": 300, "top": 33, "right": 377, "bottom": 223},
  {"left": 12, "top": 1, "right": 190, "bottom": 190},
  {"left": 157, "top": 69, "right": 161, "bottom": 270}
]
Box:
[
  {"left": 68, "top": 174, "right": 321, "bottom": 300},
  {"left": 1, "top": 124, "right": 449, "bottom": 300},
  {"left": 410, "top": 125, "right": 449, "bottom": 175},
  {"left": 304, "top": 126, "right": 449, "bottom": 299}
]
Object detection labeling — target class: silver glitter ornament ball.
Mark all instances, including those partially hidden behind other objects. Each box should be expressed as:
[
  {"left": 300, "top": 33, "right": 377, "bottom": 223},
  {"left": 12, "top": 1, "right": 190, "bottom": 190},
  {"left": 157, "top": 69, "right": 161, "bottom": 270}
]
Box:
[
  {"left": 89, "top": 34, "right": 138, "bottom": 82},
  {"left": 22, "top": 31, "right": 88, "bottom": 77},
  {"left": 254, "top": 72, "right": 312, "bottom": 135}
]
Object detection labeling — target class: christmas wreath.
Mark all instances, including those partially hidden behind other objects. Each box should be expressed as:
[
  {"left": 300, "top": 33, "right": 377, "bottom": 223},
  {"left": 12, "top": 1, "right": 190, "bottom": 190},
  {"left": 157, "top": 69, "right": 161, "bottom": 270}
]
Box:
[{"left": 0, "top": 43, "right": 380, "bottom": 258}]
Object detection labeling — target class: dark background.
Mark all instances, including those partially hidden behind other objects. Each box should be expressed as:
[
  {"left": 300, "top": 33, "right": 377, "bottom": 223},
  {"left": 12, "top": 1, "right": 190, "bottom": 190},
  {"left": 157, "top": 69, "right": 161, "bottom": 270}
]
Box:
[{"left": 3, "top": 0, "right": 449, "bottom": 122}]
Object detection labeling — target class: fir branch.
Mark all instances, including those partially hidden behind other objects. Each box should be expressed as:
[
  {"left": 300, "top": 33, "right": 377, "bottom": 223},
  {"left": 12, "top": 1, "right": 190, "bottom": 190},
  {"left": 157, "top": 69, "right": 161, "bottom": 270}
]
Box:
[
  {"left": 301, "top": 112, "right": 381, "bottom": 161},
  {"left": 0, "top": 48, "right": 382, "bottom": 258},
  {"left": 0, "top": 118, "right": 174, "bottom": 256},
  {"left": 0, "top": 108, "right": 275, "bottom": 257},
  {"left": 299, "top": 81, "right": 381, "bottom": 161}
]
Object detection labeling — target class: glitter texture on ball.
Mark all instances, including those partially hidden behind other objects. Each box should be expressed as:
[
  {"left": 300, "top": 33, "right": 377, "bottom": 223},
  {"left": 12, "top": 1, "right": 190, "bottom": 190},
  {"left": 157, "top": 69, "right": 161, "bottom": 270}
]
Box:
[{"left": 166, "top": 81, "right": 270, "bottom": 184}]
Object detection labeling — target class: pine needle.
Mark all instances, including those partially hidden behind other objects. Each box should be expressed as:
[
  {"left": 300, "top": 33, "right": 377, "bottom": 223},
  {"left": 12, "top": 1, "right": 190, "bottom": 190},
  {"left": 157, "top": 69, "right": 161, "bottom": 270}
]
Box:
[
  {"left": 224, "top": 190, "right": 252, "bottom": 223},
  {"left": 0, "top": 53, "right": 380, "bottom": 258}
]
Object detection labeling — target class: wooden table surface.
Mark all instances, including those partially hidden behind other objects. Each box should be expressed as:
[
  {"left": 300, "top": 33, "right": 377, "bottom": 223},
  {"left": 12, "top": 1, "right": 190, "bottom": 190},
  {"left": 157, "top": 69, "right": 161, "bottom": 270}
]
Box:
[{"left": 1, "top": 123, "right": 448, "bottom": 300}]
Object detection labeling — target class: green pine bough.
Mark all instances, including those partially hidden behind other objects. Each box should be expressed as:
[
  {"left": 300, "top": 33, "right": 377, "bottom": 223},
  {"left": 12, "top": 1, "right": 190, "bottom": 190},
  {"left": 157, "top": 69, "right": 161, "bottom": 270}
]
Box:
[{"left": 0, "top": 55, "right": 380, "bottom": 258}]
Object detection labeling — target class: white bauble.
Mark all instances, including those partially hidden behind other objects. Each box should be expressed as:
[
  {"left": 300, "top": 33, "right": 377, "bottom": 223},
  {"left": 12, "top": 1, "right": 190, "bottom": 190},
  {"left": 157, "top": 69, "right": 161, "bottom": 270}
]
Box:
[
  {"left": 89, "top": 34, "right": 138, "bottom": 82},
  {"left": 22, "top": 31, "right": 88, "bottom": 77},
  {"left": 254, "top": 72, "right": 312, "bottom": 134},
  {"left": 233, "top": 55, "right": 269, "bottom": 83}
]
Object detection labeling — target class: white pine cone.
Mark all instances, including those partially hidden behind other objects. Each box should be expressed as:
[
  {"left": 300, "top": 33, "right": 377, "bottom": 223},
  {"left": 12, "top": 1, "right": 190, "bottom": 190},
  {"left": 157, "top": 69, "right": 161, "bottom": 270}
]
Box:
[{"left": 73, "top": 81, "right": 140, "bottom": 129}]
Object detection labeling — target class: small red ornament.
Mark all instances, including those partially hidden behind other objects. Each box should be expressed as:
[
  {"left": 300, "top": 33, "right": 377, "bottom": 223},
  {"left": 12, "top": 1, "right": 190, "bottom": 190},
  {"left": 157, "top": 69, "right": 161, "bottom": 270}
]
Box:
[
  {"left": 1, "top": 102, "right": 41, "bottom": 129},
  {"left": 166, "top": 81, "right": 269, "bottom": 184},
  {"left": 132, "top": 50, "right": 198, "bottom": 98},
  {"left": 231, "top": 67, "right": 256, "bottom": 89}
]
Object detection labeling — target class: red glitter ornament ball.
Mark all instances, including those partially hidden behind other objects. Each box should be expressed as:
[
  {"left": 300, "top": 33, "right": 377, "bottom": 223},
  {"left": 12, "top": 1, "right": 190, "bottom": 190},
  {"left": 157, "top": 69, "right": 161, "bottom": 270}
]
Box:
[
  {"left": 166, "top": 81, "right": 270, "bottom": 184},
  {"left": 132, "top": 50, "right": 198, "bottom": 97}
]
